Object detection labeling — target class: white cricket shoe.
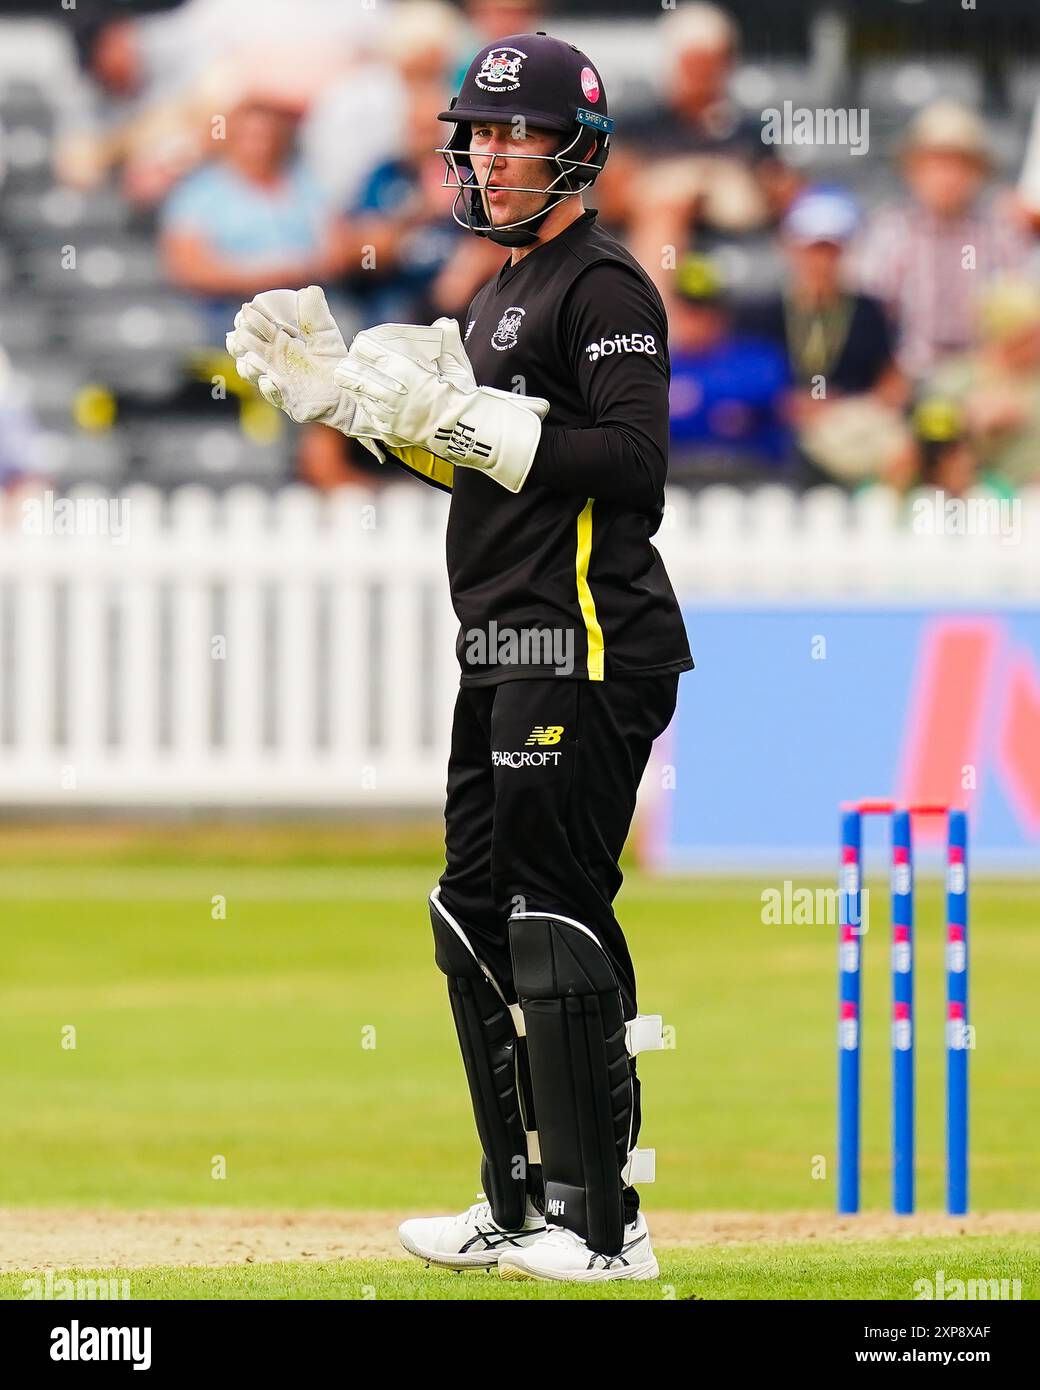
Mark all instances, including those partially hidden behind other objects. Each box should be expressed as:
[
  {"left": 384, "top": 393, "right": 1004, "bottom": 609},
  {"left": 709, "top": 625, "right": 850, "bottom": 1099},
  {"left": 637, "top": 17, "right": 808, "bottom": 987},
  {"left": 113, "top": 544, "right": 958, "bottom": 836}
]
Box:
[
  {"left": 498, "top": 1211, "right": 660, "bottom": 1282},
  {"left": 398, "top": 1194, "right": 547, "bottom": 1271}
]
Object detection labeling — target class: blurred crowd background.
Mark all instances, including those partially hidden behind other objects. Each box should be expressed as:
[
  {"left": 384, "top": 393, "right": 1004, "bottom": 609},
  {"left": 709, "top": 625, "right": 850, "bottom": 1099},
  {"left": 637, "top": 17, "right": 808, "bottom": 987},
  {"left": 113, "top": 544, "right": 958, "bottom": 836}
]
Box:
[{"left": 2, "top": 0, "right": 1040, "bottom": 499}]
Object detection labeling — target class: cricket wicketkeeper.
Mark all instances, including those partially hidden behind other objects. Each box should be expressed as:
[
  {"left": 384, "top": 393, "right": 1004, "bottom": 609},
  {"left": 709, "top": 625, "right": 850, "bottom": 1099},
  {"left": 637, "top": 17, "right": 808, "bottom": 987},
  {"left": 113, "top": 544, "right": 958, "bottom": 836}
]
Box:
[{"left": 227, "top": 31, "right": 693, "bottom": 1282}]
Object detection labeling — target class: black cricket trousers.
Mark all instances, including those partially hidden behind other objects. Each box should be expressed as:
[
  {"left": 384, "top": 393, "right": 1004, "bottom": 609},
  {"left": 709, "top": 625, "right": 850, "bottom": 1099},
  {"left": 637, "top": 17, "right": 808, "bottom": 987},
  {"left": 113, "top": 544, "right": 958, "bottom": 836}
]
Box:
[{"left": 436, "top": 671, "right": 680, "bottom": 1214}]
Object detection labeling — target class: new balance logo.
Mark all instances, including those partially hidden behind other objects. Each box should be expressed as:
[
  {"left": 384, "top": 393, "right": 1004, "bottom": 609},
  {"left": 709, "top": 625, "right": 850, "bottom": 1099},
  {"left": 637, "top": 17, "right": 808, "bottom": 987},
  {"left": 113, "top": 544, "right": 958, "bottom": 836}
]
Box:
[
  {"left": 434, "top": 422, "right": 493, "bottom": 462},
  {"left": 525, "top": 725, "right": 564, "bottom": 746}
]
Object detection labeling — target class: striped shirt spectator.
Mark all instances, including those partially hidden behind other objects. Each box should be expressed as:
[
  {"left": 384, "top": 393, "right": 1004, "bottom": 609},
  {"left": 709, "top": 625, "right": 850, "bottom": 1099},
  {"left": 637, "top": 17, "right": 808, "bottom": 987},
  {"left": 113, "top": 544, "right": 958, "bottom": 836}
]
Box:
[{"left": 855, "top": 101, "right": 1032, "bottom": 380}]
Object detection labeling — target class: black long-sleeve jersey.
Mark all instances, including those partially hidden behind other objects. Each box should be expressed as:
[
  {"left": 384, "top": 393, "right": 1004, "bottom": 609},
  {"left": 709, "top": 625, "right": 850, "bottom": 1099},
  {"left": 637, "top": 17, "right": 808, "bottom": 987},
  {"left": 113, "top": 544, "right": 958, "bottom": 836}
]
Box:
[{"left": 388, "top": 210, "right": 693, "bottom": 685}]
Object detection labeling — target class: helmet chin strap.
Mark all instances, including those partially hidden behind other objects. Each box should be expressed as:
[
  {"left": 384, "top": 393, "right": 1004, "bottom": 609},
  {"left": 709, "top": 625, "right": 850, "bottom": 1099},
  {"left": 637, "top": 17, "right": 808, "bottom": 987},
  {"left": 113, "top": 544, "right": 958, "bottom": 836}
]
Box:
[
  {"left": 485, "top": 222, "right": 541, "bottom": 248},
  {"left": 480, "top": 200, "right": 550, "bottom": 247},
  {"left": 467, "top": 183, "right": 575, "bottom": 248}
]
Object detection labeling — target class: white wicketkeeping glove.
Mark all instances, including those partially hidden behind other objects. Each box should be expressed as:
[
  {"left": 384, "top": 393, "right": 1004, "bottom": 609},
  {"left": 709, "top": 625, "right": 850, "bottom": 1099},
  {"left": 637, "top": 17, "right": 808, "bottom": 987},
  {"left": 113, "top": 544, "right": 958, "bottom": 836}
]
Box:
[
  {"left": 334, "top": 327, "right": 549, "bottom": 493},
  {"left": 226, "top": 288, "right": 457, "bottom": 460}
]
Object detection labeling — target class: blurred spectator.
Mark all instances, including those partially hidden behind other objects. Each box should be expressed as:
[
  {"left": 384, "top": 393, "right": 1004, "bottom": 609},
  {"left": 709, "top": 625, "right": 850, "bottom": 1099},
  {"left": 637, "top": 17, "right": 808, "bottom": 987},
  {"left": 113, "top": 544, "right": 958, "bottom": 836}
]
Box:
[
  {"left": 60, "top": 11, "right": 239, "bottom": 203},
  {"left": 451, "top": 0, "right": 546, "bottom": 86},
  {"left": 922, "top": 276, "right": 1040, "bottom": 492},
  {"left": 425, "top": 237, "right": 511, "bottom": 325},
  {"left": 57, "top": 0, "right": 384, "bottom": 202},
  {"left": 313, "top": 0, "right": 506, "bottom": 323},
  {"left": 668, "top": 255, "right": 792, "bottom": 483},
  {"left": 300, "top": 72, "right": 472, "bottom": 491},
  {"left": 740, "top": 188, "right": 911, "bottom": 489},
  {"left": 55, "top": 16, "right": 151, "bottom": 191},
  {"left": 159, "top": 96, "right": 358, "bottom": 490},
  {"left": 27, "top": 0, "right": 1040, "bottom": 499},
  {"left": 298, "top": 0, "right": 499, "bottom": 485},
  {"left": 135, "top": 0, "right": 377, "bottom": 94},
  {"left": 856, "top": 100, "right": 1032, "bottom": 380},
  {"left": 882, "top": 397, "right": 979, "bottom": 498},
  {"left": 159, "top": 98, "right": 339, "bottom": 335},
  {"left": 622, "top": 3, "right": 798, "bottom": 288},
  {"left": 302, "top": 0, "right": 458, "bottom": 211},
  {"left": 462, "top": 0, "right": 544, "bottom": 42},
  {"left": 0, "top": 348, "right": 44, "bottom": 496},
  {"left": 344, "top": 78, "right": 463, "bottom": 325}
]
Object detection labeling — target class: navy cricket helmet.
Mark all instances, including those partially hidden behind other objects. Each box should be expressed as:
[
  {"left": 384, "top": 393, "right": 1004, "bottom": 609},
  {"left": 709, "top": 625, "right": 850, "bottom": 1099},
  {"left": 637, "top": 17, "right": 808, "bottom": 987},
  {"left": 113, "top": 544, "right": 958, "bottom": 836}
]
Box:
[{"left": 436, "top": 31, "right": 614, "bottom": 247}]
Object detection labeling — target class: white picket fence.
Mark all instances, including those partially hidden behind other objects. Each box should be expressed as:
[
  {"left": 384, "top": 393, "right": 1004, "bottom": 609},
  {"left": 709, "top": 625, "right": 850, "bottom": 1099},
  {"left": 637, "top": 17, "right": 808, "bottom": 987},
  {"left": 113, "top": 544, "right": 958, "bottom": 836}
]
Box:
[{"left": 1, "top": 483, "right": 1038, "bottom": 808}]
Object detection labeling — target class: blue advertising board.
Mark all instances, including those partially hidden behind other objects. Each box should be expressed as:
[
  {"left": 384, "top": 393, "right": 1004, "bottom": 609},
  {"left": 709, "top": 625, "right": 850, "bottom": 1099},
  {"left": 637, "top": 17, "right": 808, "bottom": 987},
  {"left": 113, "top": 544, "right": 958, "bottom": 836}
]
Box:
[{"left": 649, "top": 608, "right": 1040, "bottom": 872}]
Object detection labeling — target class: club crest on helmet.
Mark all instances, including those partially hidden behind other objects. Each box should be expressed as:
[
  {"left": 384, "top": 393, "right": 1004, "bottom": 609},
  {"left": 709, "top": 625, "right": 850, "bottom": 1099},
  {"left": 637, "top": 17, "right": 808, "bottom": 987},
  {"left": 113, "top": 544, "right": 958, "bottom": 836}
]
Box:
[{"left": 476, "top": 47, "right": 526, "bottom": 92}]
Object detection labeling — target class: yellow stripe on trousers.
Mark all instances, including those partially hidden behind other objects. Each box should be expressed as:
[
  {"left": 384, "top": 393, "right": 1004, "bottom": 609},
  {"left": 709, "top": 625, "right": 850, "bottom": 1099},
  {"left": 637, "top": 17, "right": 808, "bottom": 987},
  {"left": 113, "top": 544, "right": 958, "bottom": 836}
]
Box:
[{"left": 575, "top": 498, "right": 605, "bottom": 681}]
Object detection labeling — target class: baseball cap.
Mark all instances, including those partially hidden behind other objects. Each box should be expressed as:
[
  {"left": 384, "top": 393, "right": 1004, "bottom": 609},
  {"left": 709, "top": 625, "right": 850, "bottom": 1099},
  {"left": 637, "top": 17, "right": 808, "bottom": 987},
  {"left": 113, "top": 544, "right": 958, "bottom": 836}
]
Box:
[
  {"left": 914, "top": 396, "right": 965, "bottom": 445},
  {"left": 783, "top": 187, "right": 860, "bottom": 244},
  {"left": 902, "top": 100, "right": 991, "bottom": 165},
  {"left": 674, "top": 254, "right": 726, "bottom": 303}
]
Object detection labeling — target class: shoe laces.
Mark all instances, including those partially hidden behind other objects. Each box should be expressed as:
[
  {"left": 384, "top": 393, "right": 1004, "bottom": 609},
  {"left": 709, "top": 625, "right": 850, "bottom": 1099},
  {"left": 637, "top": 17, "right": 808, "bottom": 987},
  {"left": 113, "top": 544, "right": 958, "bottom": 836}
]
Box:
[
  {"left": 466, "top": 1193, "right": 493, "bottom": 1224},
  {"left": 540, "top": 1223, "right": 588, "bottom": 1250},
  {"left": 541, "top": 1218, "right": 643, "bottom": 1252}
]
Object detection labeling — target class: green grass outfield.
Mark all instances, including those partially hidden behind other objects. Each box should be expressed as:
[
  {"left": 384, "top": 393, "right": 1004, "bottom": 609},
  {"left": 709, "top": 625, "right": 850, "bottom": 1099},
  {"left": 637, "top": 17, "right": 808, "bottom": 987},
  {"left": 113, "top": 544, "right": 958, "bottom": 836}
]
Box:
[
  {"left": 1, "top": 826, "right": 1037, "bottom": 1299},
  {"left": 5, "top": 1238, "right": 1039, "bottom": 1300}
]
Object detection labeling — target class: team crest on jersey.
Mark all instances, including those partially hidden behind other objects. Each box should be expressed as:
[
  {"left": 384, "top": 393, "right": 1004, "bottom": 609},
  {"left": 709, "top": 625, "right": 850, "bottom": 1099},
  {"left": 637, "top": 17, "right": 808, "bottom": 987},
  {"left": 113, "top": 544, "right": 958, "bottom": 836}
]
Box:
[
  {"left": 475, "top": 46, "right": 526, "bottom": 92},
  {"left": 491, "top": 306, "right": 525, "bottom": 351}
]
